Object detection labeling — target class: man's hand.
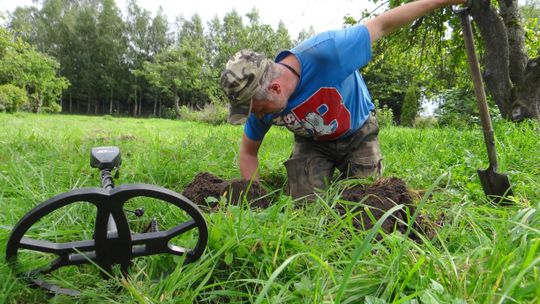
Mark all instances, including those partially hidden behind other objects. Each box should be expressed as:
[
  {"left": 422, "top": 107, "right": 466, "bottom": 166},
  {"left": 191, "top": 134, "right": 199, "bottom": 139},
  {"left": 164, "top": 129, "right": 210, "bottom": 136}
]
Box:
[
  {"left": 365, "top": 0, "right": 467, "bottom": 43},
  {"left": 239, "top": 134, "right": 262, "bottom": 181}
]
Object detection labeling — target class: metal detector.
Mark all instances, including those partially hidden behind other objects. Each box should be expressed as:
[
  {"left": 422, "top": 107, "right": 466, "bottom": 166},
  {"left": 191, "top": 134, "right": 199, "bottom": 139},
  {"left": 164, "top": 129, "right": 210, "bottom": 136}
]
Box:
[{"left": 6, "top": 146, "right": 208, "bottom": 296}]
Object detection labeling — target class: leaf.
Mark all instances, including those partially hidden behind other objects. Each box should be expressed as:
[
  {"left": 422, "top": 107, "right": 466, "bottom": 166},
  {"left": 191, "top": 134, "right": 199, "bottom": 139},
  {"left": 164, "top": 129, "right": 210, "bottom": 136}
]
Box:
[
  {"left": 365, "top": 296, "right": 388, "bottom": 304},
  {"left": 224, "top": 251, "right": 233, "bottom": 265},
  {"left": 429, "top": 279, "right": 444, "bottom": 294}
]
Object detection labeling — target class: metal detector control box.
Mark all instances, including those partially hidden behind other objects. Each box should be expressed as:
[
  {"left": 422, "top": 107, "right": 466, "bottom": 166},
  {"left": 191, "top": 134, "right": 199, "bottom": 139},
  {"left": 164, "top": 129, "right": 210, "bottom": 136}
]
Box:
[{"left": 90, "top": 146, "right": 121, "bottom": 169}]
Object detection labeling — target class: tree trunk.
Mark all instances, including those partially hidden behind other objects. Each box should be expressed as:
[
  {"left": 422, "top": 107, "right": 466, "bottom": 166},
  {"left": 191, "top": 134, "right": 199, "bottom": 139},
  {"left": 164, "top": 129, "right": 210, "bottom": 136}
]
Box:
[
  {"left": 94, "top": 98, "right": 99, "bottom": 115},
  {"left": 153, "top": 91, "right": 157, "bottom": 116},
  {"left": 471, "top": 0, "right": 540, "bottom": 120},
  {"left": 174, "top": 96, "right": 181, "bottom": 119},
  {"left": 132, "top": 99, "right": 138, "bottom": 117},
  {"left": 138, "top": 93, "right": 142, "bottom": 116},
  {"left": 109, "top": 88, "right": 113, "bottom": 114},
  {"left": 132, "top": 87, "right": 138, "bottom": 117},
  {"left": 173, "top": 87, "right": 181, "bottom": 119},
  {"left": 86, "top": 90, "right": 91, "bottom": 114}
]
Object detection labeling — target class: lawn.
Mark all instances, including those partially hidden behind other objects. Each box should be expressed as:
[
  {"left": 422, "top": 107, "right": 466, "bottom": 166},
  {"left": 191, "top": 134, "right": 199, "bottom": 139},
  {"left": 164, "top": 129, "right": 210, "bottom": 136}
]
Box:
[{"left": 0, "top": 113, "right": 538, "bottom": 303}]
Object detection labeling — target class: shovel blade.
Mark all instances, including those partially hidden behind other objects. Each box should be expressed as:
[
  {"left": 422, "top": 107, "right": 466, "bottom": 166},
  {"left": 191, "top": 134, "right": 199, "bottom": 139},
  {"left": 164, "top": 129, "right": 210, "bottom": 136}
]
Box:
[{"left": 477, "top": 167, "right": 513, "bottom": 203}]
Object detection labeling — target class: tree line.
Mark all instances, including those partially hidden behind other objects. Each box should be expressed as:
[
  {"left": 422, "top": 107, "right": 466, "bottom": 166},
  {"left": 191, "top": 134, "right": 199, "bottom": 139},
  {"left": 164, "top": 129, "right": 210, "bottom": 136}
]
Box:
[
  {"left": 1, "top": 0, "right": 539, "bottom": 124},
  {"left": 1, "top": 0, "right": 315, "bottom": 118}
]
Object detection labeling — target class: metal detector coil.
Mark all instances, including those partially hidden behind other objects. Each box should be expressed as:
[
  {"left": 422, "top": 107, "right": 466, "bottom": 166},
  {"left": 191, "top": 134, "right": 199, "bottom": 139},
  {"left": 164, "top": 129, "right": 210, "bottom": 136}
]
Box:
[{"left": 6, "top": 146, "right": 208, "bottom": 296}]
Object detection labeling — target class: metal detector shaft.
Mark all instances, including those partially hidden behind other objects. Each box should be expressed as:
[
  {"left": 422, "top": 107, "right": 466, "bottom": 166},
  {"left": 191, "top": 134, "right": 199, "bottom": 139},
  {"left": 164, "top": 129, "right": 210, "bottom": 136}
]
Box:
[{"left": 100, "top": 169, "right": 118, "bottom": 234}]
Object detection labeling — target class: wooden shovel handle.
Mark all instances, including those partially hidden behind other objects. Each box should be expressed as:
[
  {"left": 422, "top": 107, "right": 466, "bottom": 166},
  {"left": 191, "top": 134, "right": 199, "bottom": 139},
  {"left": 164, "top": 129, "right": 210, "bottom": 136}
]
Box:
[{"left": 458, "top": 10, "right": 499, "bottom": 170}]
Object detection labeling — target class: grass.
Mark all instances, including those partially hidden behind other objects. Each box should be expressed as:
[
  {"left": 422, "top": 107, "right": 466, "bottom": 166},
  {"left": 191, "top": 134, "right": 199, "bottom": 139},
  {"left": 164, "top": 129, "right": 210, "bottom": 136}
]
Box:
[{"left": 0, "top": 113, "right": 539, "bottom": 303}]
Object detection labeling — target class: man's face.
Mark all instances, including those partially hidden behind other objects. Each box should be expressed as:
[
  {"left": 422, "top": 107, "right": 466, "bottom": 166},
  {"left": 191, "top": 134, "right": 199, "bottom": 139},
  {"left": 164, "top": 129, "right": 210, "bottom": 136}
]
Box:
[
  {"left": 250, "top": 96, "right": 287, "bottom": 119},
  {"left": 250, "top": 81, "right": 288, "bottom": 119}
]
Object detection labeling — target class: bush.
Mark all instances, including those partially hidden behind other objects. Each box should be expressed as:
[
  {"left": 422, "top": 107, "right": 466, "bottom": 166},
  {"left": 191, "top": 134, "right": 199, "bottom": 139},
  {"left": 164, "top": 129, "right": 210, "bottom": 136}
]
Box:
[
  {"left": 179, "top": 102, "right": 228, "bottom": 125},
  {"left": 434, "top": 88, "right": 477, "bottom": 128},
  {"left": 40, "top": 102, "right": 61, "bottom": 113},
  {"left": 0, "top": 84, "right": 28, "bottom": 112},
  {"left": 400, "top": 85, "right": 420, "bottom": 127},
  {"left": 374, "top": 99, "right": 394, "bottom": 128},
  {"left": 414, "top": 116, "right": 439, "bottom": 128}
]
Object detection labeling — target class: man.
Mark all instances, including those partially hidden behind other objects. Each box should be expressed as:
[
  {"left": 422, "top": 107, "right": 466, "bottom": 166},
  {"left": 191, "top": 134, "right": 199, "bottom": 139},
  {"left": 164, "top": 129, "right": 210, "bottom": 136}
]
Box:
[{"left": 220, "top": 0, "right": 465, "bottom": 199}]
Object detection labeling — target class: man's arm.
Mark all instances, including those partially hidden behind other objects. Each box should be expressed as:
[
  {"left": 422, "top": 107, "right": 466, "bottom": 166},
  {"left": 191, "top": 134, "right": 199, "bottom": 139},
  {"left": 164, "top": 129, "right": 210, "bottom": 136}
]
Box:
[
  {"left": 365, "top": 0, "right": 466, "bottom": 43},
  {"left": 239, "top": 133, "right": 263, "bottom": 181}
]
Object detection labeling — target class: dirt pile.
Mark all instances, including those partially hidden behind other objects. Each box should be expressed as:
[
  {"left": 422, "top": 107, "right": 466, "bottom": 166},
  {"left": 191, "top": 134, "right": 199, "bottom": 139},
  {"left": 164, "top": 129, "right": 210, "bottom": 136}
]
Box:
[
  {"left": 336, "top": 177, "right": 423, "bottom": 240},
  {"left": 182, "top": 172, "right": 270, "bottom": 209},
  {"left": 182, "top": 173, "right": 426, "bottom": 240}
]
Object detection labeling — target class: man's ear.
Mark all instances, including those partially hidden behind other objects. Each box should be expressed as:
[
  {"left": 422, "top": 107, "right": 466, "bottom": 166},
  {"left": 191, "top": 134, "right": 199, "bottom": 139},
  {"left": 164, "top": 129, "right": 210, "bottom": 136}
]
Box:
[{"left": 270, "top": 83, "right": 281, "bottom": 94}]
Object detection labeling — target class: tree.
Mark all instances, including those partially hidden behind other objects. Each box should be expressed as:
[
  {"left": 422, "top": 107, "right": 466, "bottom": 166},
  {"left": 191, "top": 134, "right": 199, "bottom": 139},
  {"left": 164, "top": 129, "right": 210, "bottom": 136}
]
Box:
[
  {"left": 465, "top": 0, "right": 539, "bottom": 120},
  {"left": 0, "top": 27, "right": 69, "bottom": 112},
  {"left": 294, "top": 26, "right": 316, "bottom": 44},
  {"left": 95, "top": 0, "right": 127, "bottom": 114},
  {"left": 400, "top": 83, "right": 421, "bottom": 126},
  {"left": 138, "top": 45, "right": 204, "bottom": 119},
  {"left": 0, "top": 84, "right": 28, "bottom": 112},
  {"left": 364, "top": 0, "right": 540, "bottom": 121},
  {"left": 125, "top": 0, "right": 152, "bottom": 116}
]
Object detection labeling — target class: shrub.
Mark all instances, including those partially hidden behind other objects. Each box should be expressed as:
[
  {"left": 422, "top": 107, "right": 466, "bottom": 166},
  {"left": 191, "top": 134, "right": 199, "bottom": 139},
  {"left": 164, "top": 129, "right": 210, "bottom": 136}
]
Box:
[
  {"left": 179, "top": 102, "right": 229, "bottom": 125},
  {"left": 40, "top": 102, "right": 61, "bottom": 113},
  {"left": 434, "top": 88, "right": 477, "bottom": 128},
  {"left": 400, "top": 84, "right": 421, "bottom": 127},
  {"left": 413, "top": 116, "right": 439, "bottom": 128},
  {"left": 374, "top": 99, "right": 394, "bottom": 128},
  {"left": 0, "top": 84, "right": 28, "bottom": 113}
]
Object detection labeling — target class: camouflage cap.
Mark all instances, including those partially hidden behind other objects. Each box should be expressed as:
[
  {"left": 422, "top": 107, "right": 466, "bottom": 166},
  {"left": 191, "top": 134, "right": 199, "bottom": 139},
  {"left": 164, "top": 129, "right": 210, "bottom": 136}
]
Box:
[{"left": 220, "top": 49, "right": 272, "bottom": 107}]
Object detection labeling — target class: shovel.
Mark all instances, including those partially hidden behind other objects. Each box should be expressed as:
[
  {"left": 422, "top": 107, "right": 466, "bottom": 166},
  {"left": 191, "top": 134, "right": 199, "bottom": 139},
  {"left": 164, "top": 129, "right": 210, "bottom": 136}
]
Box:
[{"left": 455, "top": 6, "right": 513, "bottom": 203}]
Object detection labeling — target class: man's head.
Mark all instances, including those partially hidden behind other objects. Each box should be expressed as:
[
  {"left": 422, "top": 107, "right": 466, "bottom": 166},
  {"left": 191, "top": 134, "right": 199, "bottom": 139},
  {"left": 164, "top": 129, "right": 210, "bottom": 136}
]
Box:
[
  {"left": 221, "top": 50, "right": 287, "bottom": 121},
  {"left": 220, "top": 49, "right": 273, "bottom": 108}
]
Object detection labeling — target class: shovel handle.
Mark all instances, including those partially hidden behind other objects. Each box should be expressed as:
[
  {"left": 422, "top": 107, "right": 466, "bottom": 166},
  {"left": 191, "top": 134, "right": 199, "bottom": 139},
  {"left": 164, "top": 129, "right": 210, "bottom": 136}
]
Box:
[{"left": 458, "top": 10, "right": 499, "bottom": 170}]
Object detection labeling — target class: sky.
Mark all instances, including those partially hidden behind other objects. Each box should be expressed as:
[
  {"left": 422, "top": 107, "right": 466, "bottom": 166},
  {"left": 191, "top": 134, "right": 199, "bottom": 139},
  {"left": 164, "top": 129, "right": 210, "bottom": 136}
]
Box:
[{"left": 0, "top": 0, "right": 379, "bottom": 38}]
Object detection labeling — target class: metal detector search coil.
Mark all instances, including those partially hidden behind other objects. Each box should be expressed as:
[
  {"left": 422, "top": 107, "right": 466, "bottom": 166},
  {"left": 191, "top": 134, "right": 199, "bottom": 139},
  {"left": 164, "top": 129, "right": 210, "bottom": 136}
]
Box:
[{"left": 5, "top": 146, "right": 208, "bottom": 296}]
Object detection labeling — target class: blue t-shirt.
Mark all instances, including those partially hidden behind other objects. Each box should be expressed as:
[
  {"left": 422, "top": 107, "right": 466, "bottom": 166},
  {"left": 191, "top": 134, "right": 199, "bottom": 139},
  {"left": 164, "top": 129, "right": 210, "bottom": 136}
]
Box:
[{"left": 244, "top": 24, "right": 374, "bottom": 141}]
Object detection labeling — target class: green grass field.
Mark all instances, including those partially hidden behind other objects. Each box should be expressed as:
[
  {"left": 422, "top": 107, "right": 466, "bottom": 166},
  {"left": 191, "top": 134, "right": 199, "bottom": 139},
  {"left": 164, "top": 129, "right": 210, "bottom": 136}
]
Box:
[{"left": 0, "top": 113, "right": 539, "bottom": 303}]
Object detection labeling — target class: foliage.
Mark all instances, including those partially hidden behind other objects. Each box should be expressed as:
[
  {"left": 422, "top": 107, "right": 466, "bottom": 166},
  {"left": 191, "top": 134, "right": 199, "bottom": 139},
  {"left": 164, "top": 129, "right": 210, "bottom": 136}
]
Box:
[
  {"left": 434, "top": 87, "right": 477, "bottom": 128},
  {"left": 357, "top": 0, "right": 540, "bottom": 122},
  {"left": 521, "top": 0, "right": 540, "bottom": 57},
  {"left": 400, "top": 84, "right": 421, "bottom": 126},
  {"left": 363, "top": 56, "right": 414, "bottom": 123},
  {"left": 178, "top": 102, "right": 229, "bottom": 125},
  {"left": 374, "top": 99, "right": 394, "bottom": 128},
  {"left": 5, "top": 2, "right": 293, "bottom": 117},
  {"left": 413, "top": 116, "right": 439, "bottom": 128},
  {"left": 0, "top": 27, "right": 68, "bottom": 113},
  {"left": 0, "top": 84, "right": 28, "bottom": 112},
  {"left": 0, "top": 114, "right": 538, "bottom": 302}
]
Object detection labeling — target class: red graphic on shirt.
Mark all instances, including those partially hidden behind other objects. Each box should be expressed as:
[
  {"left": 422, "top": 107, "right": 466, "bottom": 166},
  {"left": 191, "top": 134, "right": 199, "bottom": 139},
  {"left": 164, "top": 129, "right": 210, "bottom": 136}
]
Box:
[{"left": 292, "top": 87, "right": 351, "bottom": 140}]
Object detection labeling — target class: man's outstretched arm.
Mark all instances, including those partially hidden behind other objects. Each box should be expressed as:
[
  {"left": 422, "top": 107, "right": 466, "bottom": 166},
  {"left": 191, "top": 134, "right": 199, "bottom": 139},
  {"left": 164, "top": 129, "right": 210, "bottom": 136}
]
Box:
[
  {"left": 239, "top": 133, "right": 263, "bottom": 181},
  {"left": 365, "top": 0, "right": 466, "bottom": 43}
]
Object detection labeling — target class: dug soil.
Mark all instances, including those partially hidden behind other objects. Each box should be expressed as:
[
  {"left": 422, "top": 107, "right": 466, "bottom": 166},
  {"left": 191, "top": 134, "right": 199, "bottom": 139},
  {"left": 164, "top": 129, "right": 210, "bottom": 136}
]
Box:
[
  {"left": 182, "top": 172, "right": 270, "bottom": 209},
  {"left": 336, "top": 177, "right": 424, "bottom": 241},
  {"left": 182, "top": 172, "right": 426, "bottom": 239}
]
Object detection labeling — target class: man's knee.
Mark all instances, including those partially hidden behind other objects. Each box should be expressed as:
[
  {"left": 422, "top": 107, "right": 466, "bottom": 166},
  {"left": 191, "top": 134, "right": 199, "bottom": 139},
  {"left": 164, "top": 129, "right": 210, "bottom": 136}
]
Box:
[
  {"left": 342, "top": 136, "right": 383, "bottom": 178},
  {"left": 284, "top": 157, "right": 333, "bottom": 199}
]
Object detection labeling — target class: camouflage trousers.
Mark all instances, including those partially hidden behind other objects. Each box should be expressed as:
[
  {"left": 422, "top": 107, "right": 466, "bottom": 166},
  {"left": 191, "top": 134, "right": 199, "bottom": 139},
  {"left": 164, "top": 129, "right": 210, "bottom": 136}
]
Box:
[{"left": 284, "top": 113, "right": 383, "bottom": 199}]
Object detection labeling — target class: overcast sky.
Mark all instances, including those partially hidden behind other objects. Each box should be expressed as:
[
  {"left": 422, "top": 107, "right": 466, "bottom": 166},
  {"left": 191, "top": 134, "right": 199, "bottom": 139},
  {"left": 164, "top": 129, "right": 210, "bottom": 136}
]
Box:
[{"left": 0, "top": 0, "right": 380, "bottom": 37}]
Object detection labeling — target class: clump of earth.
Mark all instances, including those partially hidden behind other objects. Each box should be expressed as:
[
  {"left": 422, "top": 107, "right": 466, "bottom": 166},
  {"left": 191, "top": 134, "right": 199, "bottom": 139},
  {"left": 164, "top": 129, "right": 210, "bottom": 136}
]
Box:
[
  {"left": 182, "top": 172, "right": 270, "bottom": 209},
  {"left": 182, "top": 172, "right": 427, "bottom": 239},
  {"left": 336, "top": 177, "right": 425, "bottom": 241}
]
